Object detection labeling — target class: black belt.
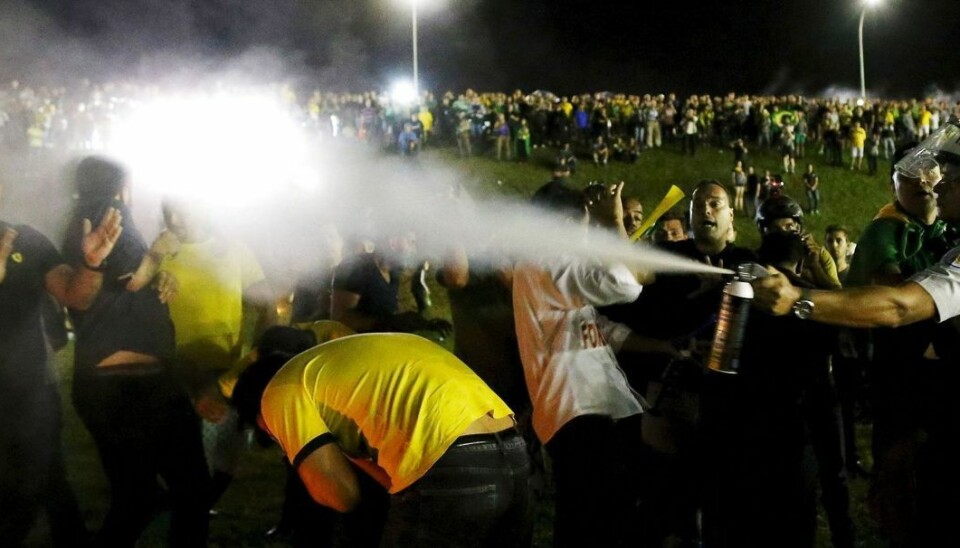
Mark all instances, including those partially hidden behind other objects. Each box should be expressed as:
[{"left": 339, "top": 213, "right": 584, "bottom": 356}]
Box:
[{"left": 451, "top": 428, "right": 522, "bottom": 448}]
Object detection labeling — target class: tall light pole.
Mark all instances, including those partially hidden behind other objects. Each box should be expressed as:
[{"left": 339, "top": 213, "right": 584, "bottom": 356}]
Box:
[
  {"left": 859, "top": 0, "right": 882, "bottom": 100},
  {"left": 411, "top": 0, "right": 419, "bottom": 99}
]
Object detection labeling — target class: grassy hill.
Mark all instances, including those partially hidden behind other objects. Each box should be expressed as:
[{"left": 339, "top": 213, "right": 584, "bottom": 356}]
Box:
[{"left": 38, "top": 137, "right": 894, "bottom": 547}]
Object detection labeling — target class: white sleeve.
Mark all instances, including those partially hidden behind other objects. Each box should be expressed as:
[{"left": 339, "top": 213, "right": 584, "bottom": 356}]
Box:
[
  {"left": 910, "top": 246, "right": 960, "bottom": 322},
  {"left": 556, "top": 261, "right": 642, "bottom": 307}
]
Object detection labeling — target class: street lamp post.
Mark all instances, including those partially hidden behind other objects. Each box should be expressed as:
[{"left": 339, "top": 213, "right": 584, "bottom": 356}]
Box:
[
  {"left": 411, "top": 0, "right": 419, "bottom": 99},
  {"left": 858, "top": 0, "right": 882, "bottom": 100}
]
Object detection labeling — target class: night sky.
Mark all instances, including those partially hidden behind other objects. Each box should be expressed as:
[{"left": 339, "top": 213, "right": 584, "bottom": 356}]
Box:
[{"left": 7, "top": 0, "right": 960, "bottom": 97}]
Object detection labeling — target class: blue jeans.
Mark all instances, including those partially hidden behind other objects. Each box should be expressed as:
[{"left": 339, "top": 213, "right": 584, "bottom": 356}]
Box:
[
  {"left": 380, "top": 430, "right": 533, "bottom": 548},
  {"left": 807, "top": 189, "right": 821, "bottom": 212}
]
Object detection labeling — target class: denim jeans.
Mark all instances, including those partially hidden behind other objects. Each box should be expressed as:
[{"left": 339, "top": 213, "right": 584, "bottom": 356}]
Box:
[
  {"left": 380, "top": 430, "right": 533, "bottom": 548},
  {"left": 806, "top": 189, "right": 821, "bottom": 212}
]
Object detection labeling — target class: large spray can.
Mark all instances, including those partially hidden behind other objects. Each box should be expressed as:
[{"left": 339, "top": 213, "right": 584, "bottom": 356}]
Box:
[{"left": 707, "top": 263, "right": 767, "bottom": 375}]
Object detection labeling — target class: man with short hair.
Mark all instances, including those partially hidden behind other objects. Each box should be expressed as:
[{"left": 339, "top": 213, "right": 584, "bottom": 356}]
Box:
[
  {"left": 653, "top": 210, "right": 688, "bottom": 244},
  {"left": 611, "top": 180, "right": 755, "bottom": 546},
  {"left": 824, "top": 225, "right": 852, "bottom": 285},
  {"left": 621, "top": 195, "right": 644, "bottom": 238},
  {"left": 514, "top": 180, "right": 677, "bottom": 547},
  {"left": 754, "top": 123, "right": 960, "bottom": 546},
  {"left": 160, "top": 198, "right": 276, "bottom": 507},
  {"left": 232, "top": 331, "right": 532, "bottom": 547}
]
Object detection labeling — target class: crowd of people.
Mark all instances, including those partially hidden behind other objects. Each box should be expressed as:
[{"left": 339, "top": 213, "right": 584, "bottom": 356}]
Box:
[
  {"left": 4, "top": 78, "right": 960, "bottom": 548},
  {"left": 3, "top": 78, "right": 959, "bottom": 164}
]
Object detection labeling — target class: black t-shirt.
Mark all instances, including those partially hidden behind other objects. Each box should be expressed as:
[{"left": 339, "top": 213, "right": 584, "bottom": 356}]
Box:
[
  {"left": 606, "top": 239, "right": 758, "bottom": 341},
  {"left": 332, "top": 252, "right": 400, "bottom": 323},
  {"left": 0, "top": 223, "right": 62, "bottom": 390},
  {"left": 441, "top": 267, "right": 527, "bottom": 411},
  {"left": 600, "top": 240, "right": 757, "bottom": 388},
  {"left": 62, "top": 201, "right": 175, "bottom": 371}
]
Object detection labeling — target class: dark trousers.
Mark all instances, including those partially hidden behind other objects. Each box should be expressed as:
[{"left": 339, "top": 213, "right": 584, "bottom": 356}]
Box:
[
  {"left": 700, "top": 377, "right": 816, "bottom": 548},
  {"left": 73, "top": 368, "right": 211, "bottom": 548},
  {"left": 802, "top": 383, "right": 855, "bottom": 548},
  {"left": 867, "top": 154, "right": 879, "bottom": 175},
  {"left": 381, "top": 430, "right": 533, "bottom": 548},
  {"left": 545, "top": 414, "right": 645, "bottom": 548},
  {"left": 1, "top": 383, "right": 87, "bottom": 546},
  {"left": 682, "top": 133, "right": 697, "bottom": 155}
]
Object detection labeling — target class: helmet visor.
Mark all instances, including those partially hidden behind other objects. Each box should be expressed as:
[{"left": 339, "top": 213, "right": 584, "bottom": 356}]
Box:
[{"left": 895, "top": 121, "right": 960, "bottom": 178}]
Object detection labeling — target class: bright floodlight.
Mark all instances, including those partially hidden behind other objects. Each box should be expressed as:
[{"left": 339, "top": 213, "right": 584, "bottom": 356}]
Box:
[
  {"left": 864, "top": 0, "right": 882, "bottom": 7},
  {"left": 390, "top": 80, "right": 418, "bottom": 106},
  {"left": 107, "top": 90, "right": 320, "bottom": 208}
]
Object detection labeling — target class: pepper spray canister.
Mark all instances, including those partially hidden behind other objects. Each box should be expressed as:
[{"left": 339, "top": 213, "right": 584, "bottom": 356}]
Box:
[{"left": 706, "top": 263, "right": 767, "bottom": 375}]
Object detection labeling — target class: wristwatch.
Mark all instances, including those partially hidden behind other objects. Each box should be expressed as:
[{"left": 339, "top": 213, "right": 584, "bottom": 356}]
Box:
[{"left": 792, "top": 288, "right": 815, "bottom": 320}]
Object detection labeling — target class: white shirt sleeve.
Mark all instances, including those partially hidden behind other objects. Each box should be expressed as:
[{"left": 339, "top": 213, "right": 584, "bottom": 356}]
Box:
[
  {"left": 910, "top": 245, "right": 960, "bottom": 322},
  {"left": 556, "top": 260, "right": 642, "bottom": 307}
]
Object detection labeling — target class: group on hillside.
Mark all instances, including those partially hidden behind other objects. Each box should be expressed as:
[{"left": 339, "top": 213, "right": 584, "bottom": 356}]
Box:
[{"left": 3, "top": 81, "right": 960, "bottom": 548}]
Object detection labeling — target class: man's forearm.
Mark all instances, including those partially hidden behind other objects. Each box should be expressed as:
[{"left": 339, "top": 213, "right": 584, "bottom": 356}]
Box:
[
  {"left": 63, "top": 265, "right": 105, "bottom": 310},
  {"left": 808, "top": 283, "right": 936, "bottom": 328}
]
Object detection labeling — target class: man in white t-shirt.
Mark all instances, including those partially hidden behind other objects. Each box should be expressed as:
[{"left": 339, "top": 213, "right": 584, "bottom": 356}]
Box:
[{"left": 514, "top": 180, "right": 678, "bottom": 547}]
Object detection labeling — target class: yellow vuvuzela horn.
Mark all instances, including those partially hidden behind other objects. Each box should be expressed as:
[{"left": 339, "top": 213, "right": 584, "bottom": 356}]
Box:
[{"left": 629, "top": 185, "right": 685, "bottom": 242}]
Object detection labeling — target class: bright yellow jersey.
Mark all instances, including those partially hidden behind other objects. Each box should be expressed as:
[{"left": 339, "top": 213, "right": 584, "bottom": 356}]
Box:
[
  {"left": 218, "top": 320, "right": 356, "bottom": 398},
  {"left": 164, "top": 237, "right": 266, "bottom": 371},
  {"left": 261, "top": 333, "right": 513, "bottom": 493},
  {"left": 417, "top": 110, "right": 434, "bottom": 132},
  {"left": 851, "top": 127, "right": 867, "bottom": 148}
]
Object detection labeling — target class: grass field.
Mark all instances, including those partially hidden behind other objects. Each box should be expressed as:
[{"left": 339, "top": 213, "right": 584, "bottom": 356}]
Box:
[{"left": 33, "top": 136, "right": 894, "bottom": 547}]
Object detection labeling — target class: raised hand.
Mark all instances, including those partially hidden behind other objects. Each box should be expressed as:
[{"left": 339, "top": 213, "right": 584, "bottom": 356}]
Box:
[
  {"left": 82, "top": 207, "right": 123, "bottom": 269},
  {"left": 0, "top": 226, "right": 19, "bottom": 285}
]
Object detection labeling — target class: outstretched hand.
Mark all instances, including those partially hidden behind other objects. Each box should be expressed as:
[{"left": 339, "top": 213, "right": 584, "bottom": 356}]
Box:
[
  {"left": 82, "top": 207, "right": 123, "bottom": 269},
  {"left": 0, "top": 226, "right": 19, "bottom": 285},
  {"left": 751, "top": 266, "right": 802, "bottom": 316}
]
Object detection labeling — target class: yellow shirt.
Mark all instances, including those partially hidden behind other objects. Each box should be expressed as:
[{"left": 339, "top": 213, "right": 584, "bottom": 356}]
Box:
[
  {"left": 164, "top": 237, "right": 266, "bottom": 371},
  {"left": 418, "top": 110, "right": 434, "bottom": 132},
  {"left": 851, "top": 127, "right": 867, "bottom": 148},
  {"left": 261, "top": 333, "right": 513, "bottom": 493},
  {"left": 218, "top": 320, "right": 356, "bottom": 398}
]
